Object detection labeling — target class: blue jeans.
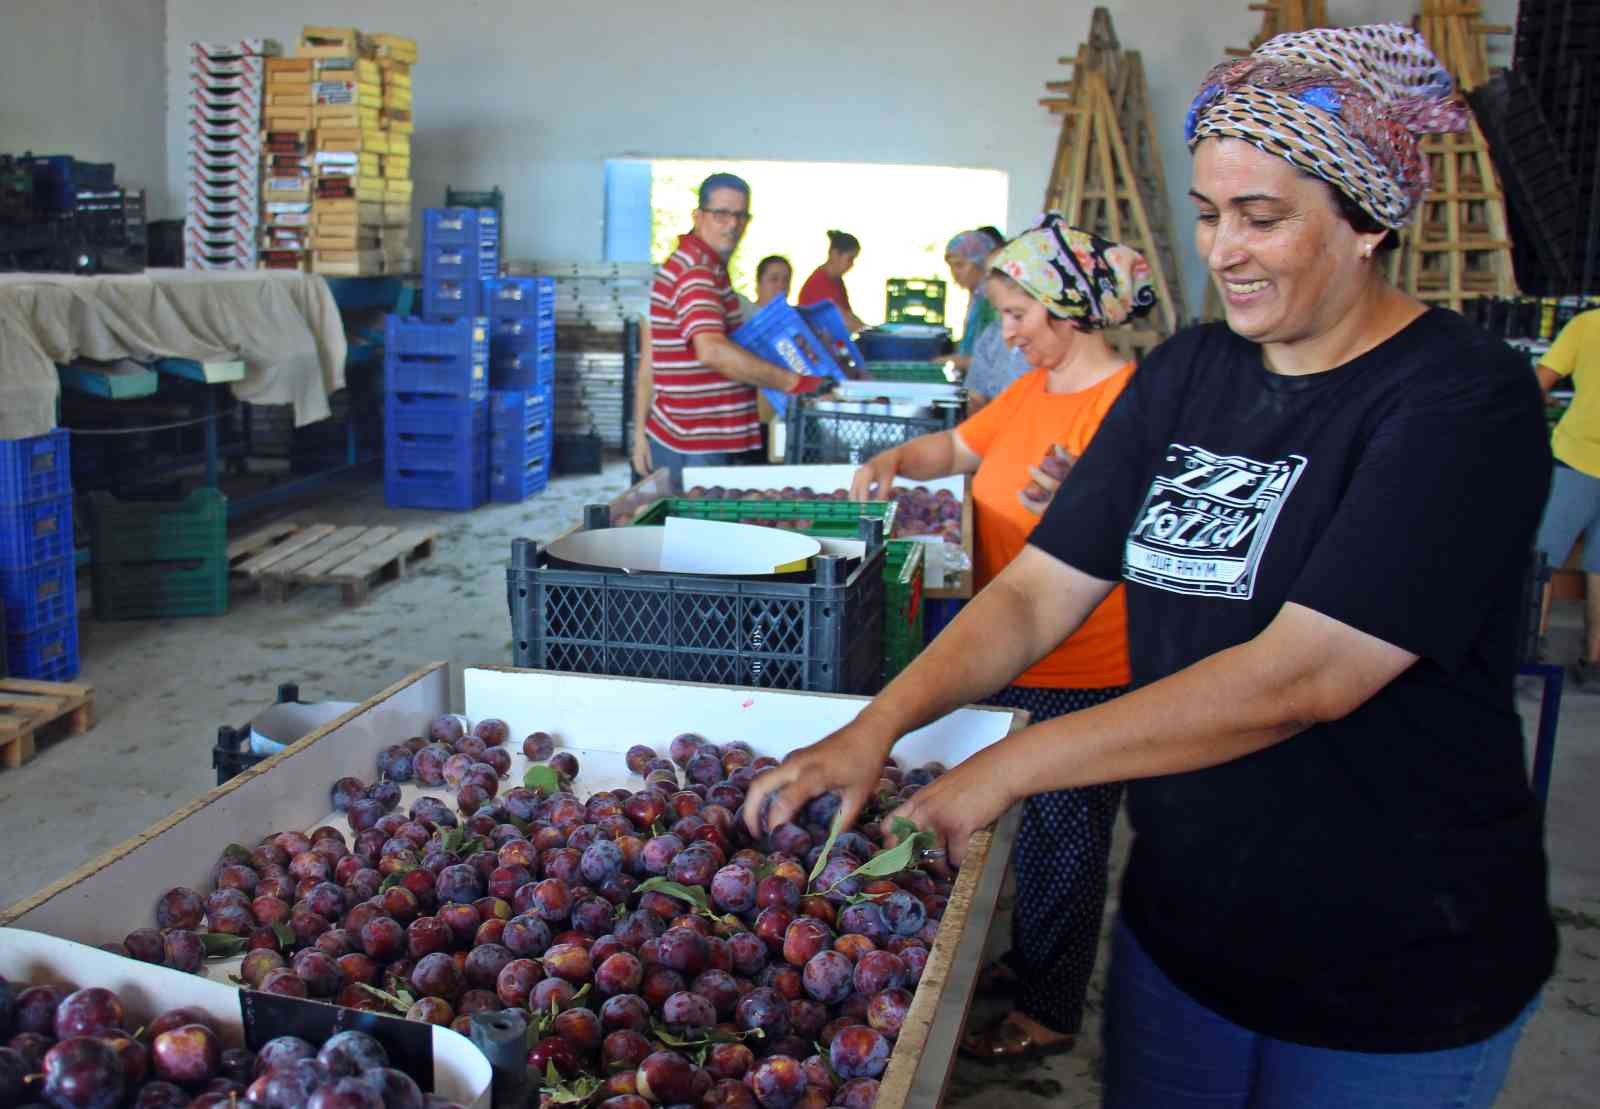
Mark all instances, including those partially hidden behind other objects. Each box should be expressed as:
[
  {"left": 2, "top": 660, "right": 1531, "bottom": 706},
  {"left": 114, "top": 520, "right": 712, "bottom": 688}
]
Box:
[
  {"left": 647, "top": 439, "right": 762, "bottom": 489},
  {"left": 1103, "top": 919, "right": 1537, "bottom": 1109},
  {"left": 1535, "top": 461, "right": 1600, "bottom": 574}
]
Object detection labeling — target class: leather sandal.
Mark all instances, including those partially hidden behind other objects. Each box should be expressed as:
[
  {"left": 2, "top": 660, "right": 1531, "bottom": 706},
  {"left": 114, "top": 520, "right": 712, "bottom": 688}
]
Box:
[
  {"left": 960, "top": 1013, "right": 1075, "bottom": 1064},
  {"left": 974, "top": 958, "right": 1021, "bottom": 998}
]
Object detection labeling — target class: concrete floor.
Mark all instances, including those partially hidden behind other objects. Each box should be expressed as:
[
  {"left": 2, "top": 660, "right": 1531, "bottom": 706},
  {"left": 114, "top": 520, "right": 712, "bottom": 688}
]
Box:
[{"left": 2, "top": 457, "right": 1595, "bottom": 1107}]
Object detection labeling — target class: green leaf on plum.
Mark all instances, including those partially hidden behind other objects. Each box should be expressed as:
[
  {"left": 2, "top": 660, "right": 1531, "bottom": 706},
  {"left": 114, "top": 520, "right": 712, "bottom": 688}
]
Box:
[
  {"left": 440, "top": 827, "right": 466, "bottom": 854},
  {"left": 524, "top": 765, "right": 561, "bottom": 796},
  {"left": 807, "top": 810, "right": 850, "bottom": 889},
  {"left": 827, "top": 824, "right": 937, "bottom": 891},
  {"left": 889, "top": 816, "right": 919, "bottom": 843},
  {"left": 199, "top": 933, "right": 249, "bottom": 958},
  {"left": 355, "top": 983, "right": 410, "bottom": 1013},
  {"left": 634, "top": 877, "right": 711, "bottom": 912},
  {"left": 221, "top": 844, "right": 254, "bottom": 866},
  {"left": 271, "top": 923, "right": 296, "bottom": 949}
]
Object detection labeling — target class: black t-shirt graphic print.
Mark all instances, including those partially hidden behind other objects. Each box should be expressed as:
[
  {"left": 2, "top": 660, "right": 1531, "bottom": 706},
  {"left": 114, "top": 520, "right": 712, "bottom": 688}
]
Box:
[
  {"left": 1124, "top": 444, "right": 1308, "bottom": 599},
  {"left": 1030, "top": 311, "right": 1557, "bottom": 1053}
]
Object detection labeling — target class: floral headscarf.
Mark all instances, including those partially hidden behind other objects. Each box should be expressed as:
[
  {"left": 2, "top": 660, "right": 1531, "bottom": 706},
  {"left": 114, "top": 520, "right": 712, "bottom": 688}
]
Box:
[
  {"left": 1185, "top": 24, "right": 1469, "bottom": 229},
  {"left": 991, "top": 213, "right": 1156, "bottom": 330}
]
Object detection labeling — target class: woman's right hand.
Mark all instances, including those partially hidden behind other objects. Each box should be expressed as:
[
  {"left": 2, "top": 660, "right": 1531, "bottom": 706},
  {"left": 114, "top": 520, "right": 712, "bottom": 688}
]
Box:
[
  {"left": 630, "top": 432, "right": 654, "bottom": 480},
  {"left": 850, "top": 449, "right": 900, "bottom": 502},
  {"left": 741, "top": 716, "right": 898, "bottom": 838}
]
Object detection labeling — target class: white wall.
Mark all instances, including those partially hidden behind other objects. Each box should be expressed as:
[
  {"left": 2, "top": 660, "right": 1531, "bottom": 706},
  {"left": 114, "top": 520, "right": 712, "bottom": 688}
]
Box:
[
  {"left": 0, "top": 0, "right": 169, "bottom": 214},
  {"left": 161, "top": 0, "right": 1518, "bottom": 316}
]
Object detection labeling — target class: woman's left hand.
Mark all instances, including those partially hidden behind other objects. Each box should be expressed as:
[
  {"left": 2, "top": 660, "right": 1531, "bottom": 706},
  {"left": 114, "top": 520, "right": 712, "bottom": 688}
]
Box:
[{"left": 889, "top": 745, "right": 1020, "bottom": 868}]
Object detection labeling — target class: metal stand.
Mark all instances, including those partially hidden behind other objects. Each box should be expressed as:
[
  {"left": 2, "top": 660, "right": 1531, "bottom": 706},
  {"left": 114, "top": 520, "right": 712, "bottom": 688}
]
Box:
[{"left": 1519, "top": 661, "right": 1565, "bottom": 815}]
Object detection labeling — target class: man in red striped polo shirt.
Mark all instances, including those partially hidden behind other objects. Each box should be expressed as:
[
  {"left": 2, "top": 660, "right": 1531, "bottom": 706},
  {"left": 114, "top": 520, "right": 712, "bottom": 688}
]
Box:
[{"left": 643, "top": 173, "right": 829, "bottom": 485}]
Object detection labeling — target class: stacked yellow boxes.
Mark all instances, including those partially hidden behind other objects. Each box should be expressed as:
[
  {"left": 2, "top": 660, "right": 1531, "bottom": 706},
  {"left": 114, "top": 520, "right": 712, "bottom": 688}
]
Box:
[
  {"left": 259, "top": 58, "right": 314, "bottom": 270},
  {"left": 373, "top": 33, "right": 417, "bottom": 274}
]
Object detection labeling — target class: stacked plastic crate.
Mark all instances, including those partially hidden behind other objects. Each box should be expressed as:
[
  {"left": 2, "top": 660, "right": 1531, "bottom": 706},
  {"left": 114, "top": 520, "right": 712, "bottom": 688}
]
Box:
[
  {"left": 185, "top": 39, "right": 277, "bottom": 270},
  {"left": 485, "top": 277, "right": 556, "bottom": 502},
  {"left": 420, "top": 207, "right": 499, "bottom": 320},
  {"left": 384, "top": 316, "right": 490, "bottom": 510},
  {"left": 0, "top": 432, "right": 78, "bottom": 681},
  {"left": 259, "top": 58, "right": 314, "bottom": 270}
]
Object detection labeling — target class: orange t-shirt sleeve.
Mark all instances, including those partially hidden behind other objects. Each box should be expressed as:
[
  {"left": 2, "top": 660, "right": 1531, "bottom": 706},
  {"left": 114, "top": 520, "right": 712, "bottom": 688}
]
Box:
[{"left": 956, "top": 372, "right": 1034, "bottom": 457}]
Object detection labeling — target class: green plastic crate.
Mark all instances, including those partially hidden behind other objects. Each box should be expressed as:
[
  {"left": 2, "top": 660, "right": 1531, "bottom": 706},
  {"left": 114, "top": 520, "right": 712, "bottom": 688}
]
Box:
[
  {"left": 630, "top": 497, "right": 896, "bottom": 537},
  {"left": 886, "top": 277, "right": 947, "bottom": 326},
  {"left": 865, "top": 361, "right": 955, "bottom": 385},
  {"left": 883, "top": 539, "right": 925, "bottom": 681},
  {"left": 87, "top": 488, "right": 227, "bottom": 561},
  {"left": 88, "top": 488, "right": 228, "bottom": 619},
  {"left": 91, "top": 557, "right": 228, "bottom": 620}
]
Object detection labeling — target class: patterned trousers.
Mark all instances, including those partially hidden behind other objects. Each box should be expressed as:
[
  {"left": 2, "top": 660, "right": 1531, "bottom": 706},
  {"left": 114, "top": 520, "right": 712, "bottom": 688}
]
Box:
[{"left": 983, "top": 683, "right": 1129, "bottom": 1034}]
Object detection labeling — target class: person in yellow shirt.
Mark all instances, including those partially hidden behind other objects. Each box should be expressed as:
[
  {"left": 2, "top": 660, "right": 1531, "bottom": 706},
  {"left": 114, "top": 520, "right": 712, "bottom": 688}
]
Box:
[{"left": 1536, "top": 306, "right": 1600, "bottom": 686}]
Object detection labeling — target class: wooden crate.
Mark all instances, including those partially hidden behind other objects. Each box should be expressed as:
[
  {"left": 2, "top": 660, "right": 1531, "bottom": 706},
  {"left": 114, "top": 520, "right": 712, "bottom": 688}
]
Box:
[
  {"left": 0, "top": 664, "right": 1023, "bottom": 1108},
  {"left": 0, "top": 678, "right": 95, "bottom": 770}
]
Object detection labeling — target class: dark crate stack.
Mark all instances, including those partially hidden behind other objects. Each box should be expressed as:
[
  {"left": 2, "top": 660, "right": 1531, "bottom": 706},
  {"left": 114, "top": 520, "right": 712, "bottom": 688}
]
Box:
[
  {"left": 384, "top": 315, "right": 490, "bottom": 510},
  {"left": 0, "top": 431, "right": 78, "bottom": 679},
  {"left": 507, "top": 515, "right": 888, "bottom": 694},
  {"left": 1478, "top": 0, "right": 1600, "bottom": 293},
  {"left": 486, "top": 277, "right": 556, "bottom": 503},
  {"left": 88, "top": 488, "right": 228, "bottom": 621},
  {"left": 419, "top": 207, "right": 499, "bottom": 321},
  {"left": 785, "top": 394, "right": 964, "bottom": 465}
]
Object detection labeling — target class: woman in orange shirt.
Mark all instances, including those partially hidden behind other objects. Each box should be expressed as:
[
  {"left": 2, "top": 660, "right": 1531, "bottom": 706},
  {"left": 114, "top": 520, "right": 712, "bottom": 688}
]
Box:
[{"left": 850, "top": 213, "right": 1155, "bottom": 1062}]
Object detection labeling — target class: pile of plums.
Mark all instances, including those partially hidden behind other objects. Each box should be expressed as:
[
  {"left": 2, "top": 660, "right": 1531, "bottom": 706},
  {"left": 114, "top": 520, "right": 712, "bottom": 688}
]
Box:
[
  {"left": 108, "top": 718, "right": 953, "bottom": 1108},
  {"left": 0, "top": 977, "right": 454, "bottom": 1109},
  {"left": 619, "top": 486, "right": 964, "bottom": 547}
]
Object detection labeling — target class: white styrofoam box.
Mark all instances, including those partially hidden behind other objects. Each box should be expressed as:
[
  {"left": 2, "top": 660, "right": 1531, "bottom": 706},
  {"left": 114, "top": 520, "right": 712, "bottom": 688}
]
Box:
[{"left": 0, "top": 929, "right": 491, "bottom": 1109}]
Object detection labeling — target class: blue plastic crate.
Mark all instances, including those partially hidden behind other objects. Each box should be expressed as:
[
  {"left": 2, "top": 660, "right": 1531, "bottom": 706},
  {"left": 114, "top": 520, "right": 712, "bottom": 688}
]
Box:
[
  {"left": 490, "top": 317, "right": 556, "bottom": 350},
  {"left": 482, "top": 277, "right": 556, "bottom": 320},
  {"left": 6, "top": 617, "right": 79, "bottom": 681},
  {"left": 386, "top": 396, "right": 487, "bottom": 472},
  {"left": 856, "top": 324, "right": 951, "bottom": 361},
  {"left": 422, "top": 245, "right": 498, "bottom": 283},
  {"left": 386, "top": 315, "right": 488, "bottom": 360},
  {"left": 422, "top": 278, "right": 484, "bottom": 321},
  {"left": 734, "top": 300, "right": 863, "bottom": 418},
  {"left": 0, "top": 557, "right": 77, "bottom": 633},
  {"left": 489, "top": 348, "right": 555, "bottom": 391},
  {"left": 0, "top": 430, "right": 72, "bottom": 506},
  {"left": 489, "top": 394, "right": 552, "bottom": 464},
  {"left": 421, "top": 207, "right": 501, "bottom": 249},
  {"left": 385, "top": 463, "right": 488, "bottom": 511},
  {"left": 0, "top": 496, "right": 73, "bottom": 571},
  {"left": 490, "top": 455, "right": 551, "bottom": 503},
  {"left": 489, "top": 386, "right": 554, "bottom": 433},
  {"left": 800, "top": 301, "right": 868, "bottom": 369},
  {"left": 385, "top": 352, "right": 487, "bottom": 398}
]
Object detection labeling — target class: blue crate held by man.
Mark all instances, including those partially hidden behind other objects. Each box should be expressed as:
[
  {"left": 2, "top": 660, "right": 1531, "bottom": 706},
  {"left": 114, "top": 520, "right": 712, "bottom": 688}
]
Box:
[
  {"left": 482, "top": 276, "right": 556, "bottom": 321},
  {"left": 0, "top": 430, "right": 72, "bottom": 506},
  {"left": 733, "top": 300, "right": 864, "bottom": 417},
  {"left": 384, "top": 315, "right": 489, "bottom": 398}
]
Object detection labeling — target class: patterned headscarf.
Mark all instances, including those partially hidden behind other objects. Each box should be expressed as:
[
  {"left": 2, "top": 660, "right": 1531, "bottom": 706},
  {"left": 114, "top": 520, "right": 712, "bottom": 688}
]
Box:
[
  {"left": 1185, "top": 24, "right": 1468, "bottom": 229},
  {"left": 945, "top": 229, "right": 996, "bottom": 265},
  {"left": 991, "top": 213, "right": 1156, "bottom": 330}
]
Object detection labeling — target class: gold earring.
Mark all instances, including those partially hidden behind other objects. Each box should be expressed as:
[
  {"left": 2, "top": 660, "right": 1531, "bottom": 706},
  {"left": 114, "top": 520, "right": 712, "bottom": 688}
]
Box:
[{"left": 1362, "top": 244, "right": 1375, "bottom": 260}]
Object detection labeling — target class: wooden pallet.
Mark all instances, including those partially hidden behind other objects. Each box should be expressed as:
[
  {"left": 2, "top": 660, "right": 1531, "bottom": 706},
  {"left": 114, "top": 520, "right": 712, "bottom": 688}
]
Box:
[
  {"left": 227, "top": 520, "right": 307, "bottom": 574},
  {"left": 233, "top": 524, "right": 439, "bottom": 605},
  {"left": 0, "top": 679, "right": 96, "bottom": 770}
]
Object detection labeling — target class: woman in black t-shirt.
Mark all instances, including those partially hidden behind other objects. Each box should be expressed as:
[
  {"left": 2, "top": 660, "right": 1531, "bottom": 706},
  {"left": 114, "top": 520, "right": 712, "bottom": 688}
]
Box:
[{"left": 744, "top": 25, "right": 1555, "bottom": 1108}]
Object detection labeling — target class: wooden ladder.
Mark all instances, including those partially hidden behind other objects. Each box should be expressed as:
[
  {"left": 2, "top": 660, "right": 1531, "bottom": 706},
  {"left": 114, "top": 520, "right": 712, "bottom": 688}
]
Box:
[
  {"left": 1388, "top": 0, "right": 1518, "bottom": 312},
  {"left": 1040, "top": 7, "right": 1189, "bottom": 344}
]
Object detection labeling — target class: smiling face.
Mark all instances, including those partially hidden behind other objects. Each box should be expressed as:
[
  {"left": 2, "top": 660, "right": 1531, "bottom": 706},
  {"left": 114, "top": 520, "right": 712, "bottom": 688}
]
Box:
[
  {"left": 692, "top": 186, "right": 750, "bottom": 260},
  {"left": 988, "top": 275, "right": 1078, "bottom": 369},
  {"left": 1190, "top": 138, "right": 1387, "bottom": 349}
]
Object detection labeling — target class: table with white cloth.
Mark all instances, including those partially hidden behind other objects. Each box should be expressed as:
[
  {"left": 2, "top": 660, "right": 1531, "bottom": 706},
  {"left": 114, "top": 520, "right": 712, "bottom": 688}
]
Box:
[{"left": 0, "top": 268, "right": 347, "bottom": 440}]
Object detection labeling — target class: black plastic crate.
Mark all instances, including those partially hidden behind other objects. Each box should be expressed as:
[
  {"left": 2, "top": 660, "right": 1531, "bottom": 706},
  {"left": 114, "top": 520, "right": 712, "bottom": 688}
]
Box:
[
  {"left": 553, "top": 433, "right": 603, "bottom": 475},
  {"left": 507, "top": 516, "right": 887, "bottom": 694},
  {"left": 785, "top": 396, "right": 963, "bottom": 465},
  {"left": 213, "top": 682, "right": 301, "bottom": 786}
]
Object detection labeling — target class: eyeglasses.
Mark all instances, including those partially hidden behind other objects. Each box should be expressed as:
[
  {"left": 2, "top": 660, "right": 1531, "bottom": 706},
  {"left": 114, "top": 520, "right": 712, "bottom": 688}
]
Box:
[{"left": 700, "top": 208, "right": 752, "bottom": 225}]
